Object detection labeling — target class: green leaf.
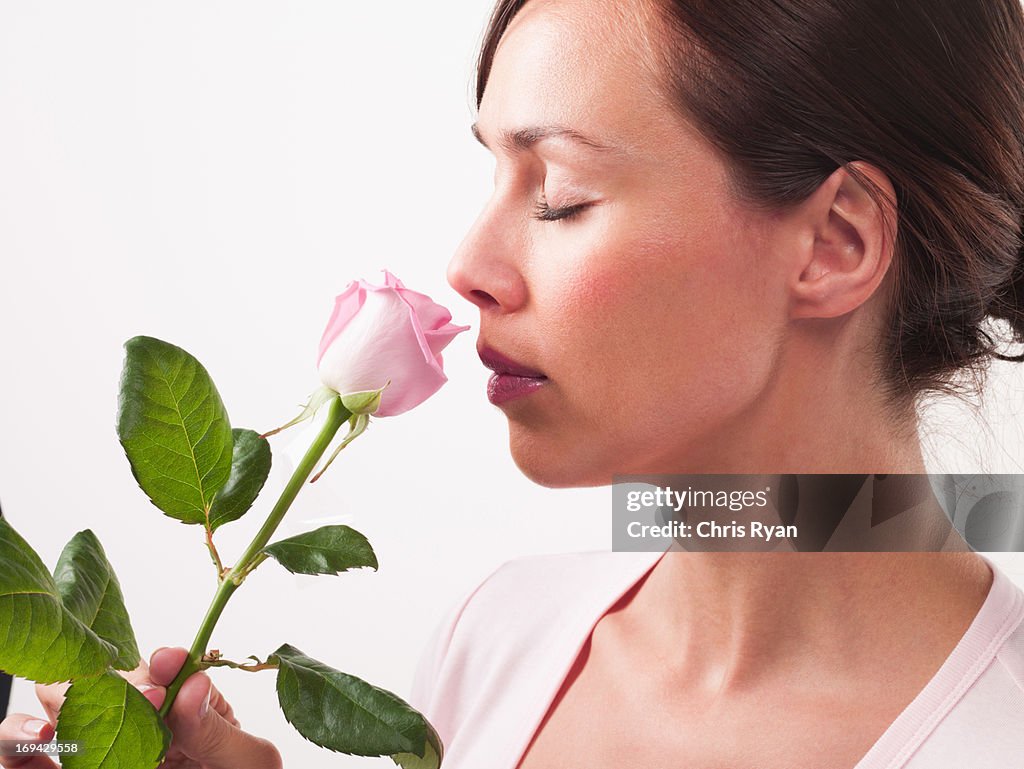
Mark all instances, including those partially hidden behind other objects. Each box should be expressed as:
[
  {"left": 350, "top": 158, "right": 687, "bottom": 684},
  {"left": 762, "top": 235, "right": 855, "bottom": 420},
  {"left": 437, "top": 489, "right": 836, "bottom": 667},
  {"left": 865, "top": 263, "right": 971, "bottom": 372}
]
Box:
[
  {"left": 53, "top": 530, "right": 141, "bottom": 671},
  {"left": 0, "top": 519, "right": 117, "bottom": 683},
  {"left": 117, "top": 335, "right": 234, "bottom": 525},
  {"left": 263, "top": 525, "right": 377, "bottom": 576},
  {"left": 269, "top": 644, "right": 440, "bottom": 768},
  {"left": 391, "top": 720, "right": 443, "bottom": 769},
  {"left": 208, "top": 428, "right": 272, "bottom": 531},
  {"left": 56, "top": 669, "right": 172, "bottom": 769}
]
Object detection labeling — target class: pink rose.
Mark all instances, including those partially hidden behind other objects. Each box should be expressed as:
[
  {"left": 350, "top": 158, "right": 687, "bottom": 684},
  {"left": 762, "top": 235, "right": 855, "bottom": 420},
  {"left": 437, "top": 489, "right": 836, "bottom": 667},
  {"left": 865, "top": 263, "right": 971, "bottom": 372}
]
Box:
[{"left": 316, "top": 270, "right": 470, "bottom": 417}]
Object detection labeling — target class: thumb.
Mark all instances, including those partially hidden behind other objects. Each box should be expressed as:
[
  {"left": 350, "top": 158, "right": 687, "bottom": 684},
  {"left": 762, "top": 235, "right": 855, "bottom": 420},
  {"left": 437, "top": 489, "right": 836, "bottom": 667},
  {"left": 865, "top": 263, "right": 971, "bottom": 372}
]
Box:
[
  {"left": 0, "top": 714, "right": 57, "bottom": 769},
  {"left": 162, "top": 673, "right": 281, "bottom": 769}
]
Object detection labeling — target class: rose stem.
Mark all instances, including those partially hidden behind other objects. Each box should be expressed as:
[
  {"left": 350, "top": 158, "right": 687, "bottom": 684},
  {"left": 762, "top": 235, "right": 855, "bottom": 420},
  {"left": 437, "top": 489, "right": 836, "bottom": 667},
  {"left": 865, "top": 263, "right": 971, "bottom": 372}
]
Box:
[{"left": 158, "top": 395, "right": 352, "bottom": 719}]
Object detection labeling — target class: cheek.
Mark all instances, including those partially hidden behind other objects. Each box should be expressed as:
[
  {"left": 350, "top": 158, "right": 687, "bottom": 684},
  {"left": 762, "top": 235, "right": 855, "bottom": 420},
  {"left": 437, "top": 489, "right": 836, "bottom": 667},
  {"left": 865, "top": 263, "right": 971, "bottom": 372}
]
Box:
[{"left": 544, "top": 207, "right": 781, "bottom": 434}]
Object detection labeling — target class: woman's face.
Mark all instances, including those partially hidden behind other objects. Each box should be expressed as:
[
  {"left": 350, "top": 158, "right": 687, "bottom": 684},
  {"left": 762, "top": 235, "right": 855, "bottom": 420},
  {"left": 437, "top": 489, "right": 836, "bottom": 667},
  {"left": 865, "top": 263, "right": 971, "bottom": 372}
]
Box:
[{"left": 447, "top": 0, "right": 794, "bottom": 487}]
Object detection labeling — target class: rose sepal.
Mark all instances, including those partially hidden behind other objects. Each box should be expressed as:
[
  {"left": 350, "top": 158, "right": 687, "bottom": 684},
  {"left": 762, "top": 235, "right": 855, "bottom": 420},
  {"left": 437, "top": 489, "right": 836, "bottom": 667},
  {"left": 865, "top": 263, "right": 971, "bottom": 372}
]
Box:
[
  {"left": 340, "top": 380, "right": 390, "bottom": 416},
  {"left": 261, "top": 384, "right": 338, "bottom": 439},
  {"left": 310, "top": 412, "right": 371, "bottom": 484}
]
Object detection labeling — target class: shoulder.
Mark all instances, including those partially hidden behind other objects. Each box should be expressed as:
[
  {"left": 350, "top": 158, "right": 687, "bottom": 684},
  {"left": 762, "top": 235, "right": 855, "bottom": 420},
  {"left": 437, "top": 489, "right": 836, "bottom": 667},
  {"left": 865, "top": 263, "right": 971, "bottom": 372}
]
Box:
[
  {"left": 447, "top": 549, "right": 660, "bottom": 649},
  {"left": 995, "top": 614, "right": 1024, "bottom": 689},
  {"left": 906, "top": 560, "right": 1024, "bottom": 766},
  {"left": 990, "top": 576, "right": 1024, "bottom": 704},
  {"left": 981, "top": 559, "right": 1024, "bottom": 701},
  {"left": 408, "top": 549, "right": 661, "bottom": 740},
  {"left": 413, "top": 548, "right": 655, "bottom": 673},
  {"left": 461, "top": 549, "right": 647, "bottom": 616}
]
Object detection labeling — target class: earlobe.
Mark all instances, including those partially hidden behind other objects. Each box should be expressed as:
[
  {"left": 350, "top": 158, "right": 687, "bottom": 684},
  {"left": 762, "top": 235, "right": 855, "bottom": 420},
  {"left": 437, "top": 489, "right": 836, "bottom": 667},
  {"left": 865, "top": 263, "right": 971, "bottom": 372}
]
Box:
[{"left": 790, "top": 162, "right": 897, "bottom": 320}]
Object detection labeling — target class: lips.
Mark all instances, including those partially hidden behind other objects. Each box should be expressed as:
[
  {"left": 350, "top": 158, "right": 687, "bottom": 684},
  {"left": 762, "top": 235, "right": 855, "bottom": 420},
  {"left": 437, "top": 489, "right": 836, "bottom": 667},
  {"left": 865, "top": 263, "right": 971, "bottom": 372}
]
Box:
[
  {"left": 477, "top": 345, "right": 547, "bottom": 379},
  {"left": 478, "top": 345, "right": 549, "bottom": 406}
]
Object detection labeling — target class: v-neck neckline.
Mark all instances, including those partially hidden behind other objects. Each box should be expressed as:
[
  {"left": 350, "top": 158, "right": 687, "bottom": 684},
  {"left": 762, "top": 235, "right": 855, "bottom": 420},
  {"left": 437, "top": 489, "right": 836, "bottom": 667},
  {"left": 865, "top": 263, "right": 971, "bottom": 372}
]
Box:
[{"left": 507, "top": 551, "right": 1022, "bottom": 769}]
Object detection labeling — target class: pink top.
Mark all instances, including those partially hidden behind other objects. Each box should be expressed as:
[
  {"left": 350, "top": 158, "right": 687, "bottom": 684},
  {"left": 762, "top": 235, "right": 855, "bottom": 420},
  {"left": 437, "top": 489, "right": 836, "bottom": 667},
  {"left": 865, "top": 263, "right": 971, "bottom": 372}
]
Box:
[{"left": 410, "top": 549, "right": 1024, "bottom": 768}]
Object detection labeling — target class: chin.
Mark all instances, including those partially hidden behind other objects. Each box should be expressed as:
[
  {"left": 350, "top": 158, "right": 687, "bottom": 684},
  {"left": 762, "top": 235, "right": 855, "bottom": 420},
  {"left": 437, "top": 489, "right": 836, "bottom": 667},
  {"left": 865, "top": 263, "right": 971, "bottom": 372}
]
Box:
[{"left": 507, "top": 429, "right": 613, "bottom": 489}]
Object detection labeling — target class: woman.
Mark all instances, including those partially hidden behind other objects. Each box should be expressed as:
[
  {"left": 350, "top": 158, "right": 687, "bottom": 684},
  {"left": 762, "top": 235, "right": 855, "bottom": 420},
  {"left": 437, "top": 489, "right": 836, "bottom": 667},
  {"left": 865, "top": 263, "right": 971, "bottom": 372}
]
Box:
[
  {"left": 413, "top": 0, "right": 1024, "bottom": 767},
  {"left": 4, "top": 0, "right": 1023, "bottom": 767}
]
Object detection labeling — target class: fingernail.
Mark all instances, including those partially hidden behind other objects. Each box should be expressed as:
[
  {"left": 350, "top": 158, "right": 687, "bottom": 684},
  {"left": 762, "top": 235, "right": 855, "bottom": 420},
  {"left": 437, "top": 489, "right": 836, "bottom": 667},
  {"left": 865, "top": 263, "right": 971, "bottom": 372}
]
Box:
[
  {"left": 137, "top": 683, "right": 156, "bottom": 692},
  {"left": 198, "top": 686, "right": 211, "bottom": 719},
  {"left": 21, "top": 719, "right": 50, "bottom": 739}
]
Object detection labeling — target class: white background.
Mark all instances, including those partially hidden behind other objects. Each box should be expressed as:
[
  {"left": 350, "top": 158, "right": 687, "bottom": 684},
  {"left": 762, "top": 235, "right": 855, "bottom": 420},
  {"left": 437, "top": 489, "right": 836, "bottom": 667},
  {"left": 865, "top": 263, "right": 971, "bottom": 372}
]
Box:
[{"left": 1, "top": 3, "right": 1023, "bottom": 767}]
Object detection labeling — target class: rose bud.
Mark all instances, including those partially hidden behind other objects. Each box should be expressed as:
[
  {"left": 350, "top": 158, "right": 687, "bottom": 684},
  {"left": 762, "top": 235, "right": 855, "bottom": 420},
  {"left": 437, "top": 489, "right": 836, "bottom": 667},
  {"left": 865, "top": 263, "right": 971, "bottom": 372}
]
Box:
[
  {"left": 317, "top": 269, "right": 469, "bottom": 416},
  {"left": 261, "top": 270, "right": 469, "bottom": 440}
]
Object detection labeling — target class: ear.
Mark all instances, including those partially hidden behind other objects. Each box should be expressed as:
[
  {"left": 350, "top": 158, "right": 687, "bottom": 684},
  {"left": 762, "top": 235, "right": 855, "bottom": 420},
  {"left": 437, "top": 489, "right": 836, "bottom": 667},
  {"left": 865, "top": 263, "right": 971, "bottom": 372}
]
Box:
[{"left": 789, "top": 161, "right": 898, "bottom": 320}]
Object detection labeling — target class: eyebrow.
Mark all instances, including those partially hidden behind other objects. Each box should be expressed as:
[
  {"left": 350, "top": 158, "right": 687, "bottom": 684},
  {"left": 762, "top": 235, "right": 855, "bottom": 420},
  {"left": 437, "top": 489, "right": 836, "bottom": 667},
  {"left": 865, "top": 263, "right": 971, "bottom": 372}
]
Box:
[{"left": 470, "top": 122, "right": 621, "bottom": 155}]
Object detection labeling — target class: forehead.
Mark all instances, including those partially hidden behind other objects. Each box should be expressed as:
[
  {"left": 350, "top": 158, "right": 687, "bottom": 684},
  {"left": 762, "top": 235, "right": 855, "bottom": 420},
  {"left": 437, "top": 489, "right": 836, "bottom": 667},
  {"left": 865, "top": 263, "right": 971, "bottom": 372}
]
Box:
[{"left": 478, "top": 0, "right": 677, "bottom": 153}]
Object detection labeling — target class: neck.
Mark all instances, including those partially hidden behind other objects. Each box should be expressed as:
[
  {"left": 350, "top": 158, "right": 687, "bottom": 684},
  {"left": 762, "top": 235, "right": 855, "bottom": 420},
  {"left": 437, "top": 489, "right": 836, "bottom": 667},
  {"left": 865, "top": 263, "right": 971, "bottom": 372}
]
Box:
[
  {"left": 622, "top": 550, "right": 991, "bottom": 699},
  {"left": 652, "top": 314, "right": 928, "bottom": 475}
]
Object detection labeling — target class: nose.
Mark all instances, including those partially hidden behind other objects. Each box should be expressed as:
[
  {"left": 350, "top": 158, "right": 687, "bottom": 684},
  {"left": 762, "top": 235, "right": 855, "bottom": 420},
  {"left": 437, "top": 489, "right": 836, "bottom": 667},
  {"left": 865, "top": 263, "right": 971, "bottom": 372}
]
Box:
[{"left": 446, "top": 196, "right": 527, "bottom": 313}]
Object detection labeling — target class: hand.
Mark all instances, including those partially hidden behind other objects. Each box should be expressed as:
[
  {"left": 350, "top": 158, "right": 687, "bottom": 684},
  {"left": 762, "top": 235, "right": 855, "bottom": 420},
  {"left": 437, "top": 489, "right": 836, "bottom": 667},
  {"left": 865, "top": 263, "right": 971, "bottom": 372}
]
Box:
[{"left": 0, "top": 647, "right": 282, "bottom": 769}]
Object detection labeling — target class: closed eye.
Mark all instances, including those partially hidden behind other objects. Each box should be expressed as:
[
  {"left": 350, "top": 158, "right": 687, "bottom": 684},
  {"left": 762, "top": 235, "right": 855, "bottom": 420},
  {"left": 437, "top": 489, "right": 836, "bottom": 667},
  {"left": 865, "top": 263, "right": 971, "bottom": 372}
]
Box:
[{"left": 532, "top": 200, "right": 590, "bottom": 222}]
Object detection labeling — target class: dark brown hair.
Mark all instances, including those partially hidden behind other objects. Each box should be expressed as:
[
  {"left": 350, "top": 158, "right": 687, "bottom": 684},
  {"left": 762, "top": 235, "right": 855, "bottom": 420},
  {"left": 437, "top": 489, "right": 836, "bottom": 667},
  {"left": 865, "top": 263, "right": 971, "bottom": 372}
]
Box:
[{"left": 474, "top": 0, "right": 1024, "bottom": 410}]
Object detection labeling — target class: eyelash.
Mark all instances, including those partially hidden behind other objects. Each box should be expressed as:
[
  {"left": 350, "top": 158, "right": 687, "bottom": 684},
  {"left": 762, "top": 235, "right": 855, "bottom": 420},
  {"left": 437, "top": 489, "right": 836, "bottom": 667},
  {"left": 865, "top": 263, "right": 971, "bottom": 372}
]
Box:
[{"left": 532, "top": 199, "right": 589, "bottom": 223}]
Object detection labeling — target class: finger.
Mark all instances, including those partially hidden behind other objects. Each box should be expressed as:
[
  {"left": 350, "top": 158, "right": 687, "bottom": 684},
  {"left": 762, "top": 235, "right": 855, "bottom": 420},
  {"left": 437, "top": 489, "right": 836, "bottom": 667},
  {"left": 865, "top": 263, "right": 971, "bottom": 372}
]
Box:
[
  {"left": 205, "top": 684, "right": 238, "bottom": 726},
  {"left": 163, "top": 673, "right": 280, "bottom": 769},
  {"left": 148, "top": 648, "right": 188, "bottom": 687},
  {"left": 32, "top": 683, "right": 68, "bottom": 726},
  {"left": 119, "top": 657, "right": 153, "bottom": 687},
  {"left": 116, "top": 657, "right": 167, "bottom": 709},
  {"left": 146, "top": 649, "right": 236, "bottom": 724},
  {"left": 0, "top": 714, "right": 58, "bottom": 769}
]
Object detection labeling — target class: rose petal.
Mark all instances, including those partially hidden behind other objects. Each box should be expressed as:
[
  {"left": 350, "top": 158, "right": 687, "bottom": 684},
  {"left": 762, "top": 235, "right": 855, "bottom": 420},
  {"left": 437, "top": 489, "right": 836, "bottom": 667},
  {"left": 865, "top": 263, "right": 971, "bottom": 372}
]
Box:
[
  {"left": 423, "top": 322, "right": 472, "bottom": 357},
  {"left": 392, "top": 286, "right": 448, "bottom": 377},
  {"left": 381, "top": 268, "right": 404, "bottom": 289},
  {"left": 394, "top": 286, "right": 454, "bottom": 331},
  {"left": 317, "top": 280, "right": 365, "bottom": 366}
]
